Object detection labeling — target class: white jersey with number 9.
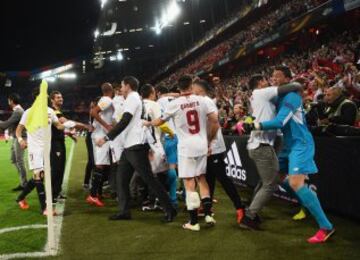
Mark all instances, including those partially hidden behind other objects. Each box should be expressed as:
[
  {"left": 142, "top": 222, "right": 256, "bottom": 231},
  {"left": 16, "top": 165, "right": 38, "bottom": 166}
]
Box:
[{"left": 162, "top": 94, "right": 215, "bottom": 158}]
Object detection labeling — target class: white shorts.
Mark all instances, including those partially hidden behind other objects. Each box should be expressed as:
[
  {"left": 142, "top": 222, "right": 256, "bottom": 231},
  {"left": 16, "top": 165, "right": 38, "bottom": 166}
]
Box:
[
  {"left": 178, "top": 155, "right": 207, "bottom": 179},
  {"left": 92, "top": 138, "right": 111, "bottom": 166},
  {"left": 110, "top": 136, "right": 124, "bottom": 163},
  {"left": 28, "top": 149, "right": 44, "bottom": 171}
]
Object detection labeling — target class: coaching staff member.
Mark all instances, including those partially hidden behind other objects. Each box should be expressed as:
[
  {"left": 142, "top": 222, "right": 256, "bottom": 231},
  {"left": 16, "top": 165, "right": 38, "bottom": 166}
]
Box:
[
  {"left": 96, "top": 76, "right": 177, "bottom": 222},
  {"left": 0, "top": 93, "right": 27, "bottom": 191},
  {"left": 50, "top": 91, "right": 90, "bottom": 201}
]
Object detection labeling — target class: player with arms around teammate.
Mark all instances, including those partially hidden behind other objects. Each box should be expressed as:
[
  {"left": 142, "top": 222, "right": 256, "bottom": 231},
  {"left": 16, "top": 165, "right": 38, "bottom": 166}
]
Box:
[
  {"left": 146, "top": 75, "right": 220, "bottom": 231},
  {"left": 96, "top": 76, "right": 177, "bottom": 222},
  {"left": 248, "top": 66, "right": 335, "bottom": 243},
  {"left": 86, "top": 83, "right": 114, "bottom": 207},
  {"left": 15, "top": 86, "right": 73, "bottom": 214},
  {"left": 241, "top": 74, "right": 302, "bottom": 229},
  {"left": 192, "top": 79, "right": 245, "bottom": 224}
]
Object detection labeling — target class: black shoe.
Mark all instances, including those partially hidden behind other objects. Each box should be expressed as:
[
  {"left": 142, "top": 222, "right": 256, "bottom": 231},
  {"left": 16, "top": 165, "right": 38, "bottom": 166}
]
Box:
[
  {"left": 254, "top": 214, "right": 262, "bottom": 224},
  {"left": 239, "top": 215, "right": 260, "bottom": 230},
  {"left": 109, "top": 213, "right": 132, "bottom": 221},
  {"left": 162, "top": 208, "right": 177, "bottom": 223},
  {"left": 12, "top": 185, "right": 24, "bottom": 192}
]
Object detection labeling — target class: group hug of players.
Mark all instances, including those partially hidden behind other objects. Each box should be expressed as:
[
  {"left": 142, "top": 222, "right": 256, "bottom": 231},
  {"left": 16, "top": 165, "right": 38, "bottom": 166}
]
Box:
[{"left": 13, "top": 65, "right": 335, "bottom": 244}]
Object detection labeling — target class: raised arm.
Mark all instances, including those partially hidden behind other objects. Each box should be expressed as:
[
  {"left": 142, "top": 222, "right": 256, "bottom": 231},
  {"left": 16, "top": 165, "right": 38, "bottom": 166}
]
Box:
[
  {"left": 260, "top": 93, "right": 301, "bottom": 130},
  {"left": 0, "top": 110, "right": 22, "bottom": 130},
  {"left": 277, "top": 82, "right": 303, "bottom": 96},
  {"left": 58, "top": 116, "right": 92, "bottom": 131}
]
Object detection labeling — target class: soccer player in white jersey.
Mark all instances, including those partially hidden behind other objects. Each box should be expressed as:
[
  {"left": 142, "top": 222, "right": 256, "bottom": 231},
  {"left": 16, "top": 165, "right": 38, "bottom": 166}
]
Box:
[
  {"left": 140, "top": 84, "right": 177, "bottom": 207},
  {"left": 156, "top": 86, "right": 179, "bottom": 207},
  {"left": 96, "top": 76, "right": 176, "bottom": 222},
  {"left": 192, "top": 79, "right": 246, "bottom": 224},
  {"left": 86, "top": 83, "right": 114, "bottom": 207},
  {"left": 147, "top": 75, "right": 220, "bottom": 231},
  {"left": 110, "top": 84, "right": 125, "bottom": 163},
  {"left": 15, "top": 86, "right": 73, "bottom": 215}
]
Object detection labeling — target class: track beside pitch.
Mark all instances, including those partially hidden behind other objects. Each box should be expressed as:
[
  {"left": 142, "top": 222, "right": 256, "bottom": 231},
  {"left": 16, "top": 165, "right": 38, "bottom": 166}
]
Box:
[{"left": 55, "top": 139, "right": 360, "bottom": 260}]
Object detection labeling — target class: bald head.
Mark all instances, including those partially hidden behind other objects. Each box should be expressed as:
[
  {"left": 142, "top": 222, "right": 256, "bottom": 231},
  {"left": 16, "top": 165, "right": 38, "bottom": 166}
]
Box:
[
  {"left": 101, "top": 82, "right": 113, "bottom": 96},
  {"left": 324, "top": 87, "right": 343, "bottom": 104}
]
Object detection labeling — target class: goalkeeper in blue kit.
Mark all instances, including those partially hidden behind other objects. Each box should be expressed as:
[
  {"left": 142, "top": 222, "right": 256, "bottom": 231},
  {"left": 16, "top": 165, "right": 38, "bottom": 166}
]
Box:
[{"left": 248, "top": 66, "right": 335, "bottom": 243}]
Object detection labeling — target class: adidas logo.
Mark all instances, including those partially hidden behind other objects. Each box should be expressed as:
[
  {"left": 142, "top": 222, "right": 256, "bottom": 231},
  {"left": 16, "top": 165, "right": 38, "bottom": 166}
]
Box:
[{"left": 224, "top": 142, "right": 247, "bottom": 181}]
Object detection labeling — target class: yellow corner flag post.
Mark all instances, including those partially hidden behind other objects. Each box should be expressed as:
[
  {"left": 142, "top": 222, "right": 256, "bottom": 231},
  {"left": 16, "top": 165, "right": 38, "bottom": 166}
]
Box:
[{"left": 25, "top": 80, "right": 56, "bottom": 254}]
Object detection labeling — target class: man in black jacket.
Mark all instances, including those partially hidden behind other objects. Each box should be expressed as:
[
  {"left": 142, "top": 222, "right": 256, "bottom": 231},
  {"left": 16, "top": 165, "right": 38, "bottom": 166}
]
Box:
[{"left": 320, "top": 87, "right": 357, "bottom": 126}]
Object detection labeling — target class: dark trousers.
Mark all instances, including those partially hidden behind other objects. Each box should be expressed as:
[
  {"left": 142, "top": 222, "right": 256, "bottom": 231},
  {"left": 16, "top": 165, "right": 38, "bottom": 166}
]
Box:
[
  {"left": 50, "top": 140, "right": 66, "bottom": 199},
  {"left": 206, "top": 152, "right": 243, "bottom": 210},
  {"left": 116, "top": 144, "right": 173, "bottom": 215},
  {"left": 84, "top": 132, "right": 94, "bottom": 185}
]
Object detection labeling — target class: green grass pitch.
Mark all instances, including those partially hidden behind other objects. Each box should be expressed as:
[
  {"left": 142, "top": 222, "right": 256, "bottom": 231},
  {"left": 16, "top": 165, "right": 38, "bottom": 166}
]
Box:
[{"left": 1, "top": 138, "right": 360, "bottom": 260}]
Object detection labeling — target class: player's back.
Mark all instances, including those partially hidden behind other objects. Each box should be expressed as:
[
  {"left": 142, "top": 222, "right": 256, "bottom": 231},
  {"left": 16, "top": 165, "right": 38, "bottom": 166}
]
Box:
[
  {"left": 144, "top": 99, "right": 162, "bottom": 141},
  {"left": 278, "top": 92, "right": 314, "bottom": 149},
  {"left": 93, "top": 96, "right": 113, "bottom": 134},
  {"left": 158, "top": 96, "right": 176, "bottom": 131},
  {"left": 112, "top": 95, "right": 124, "bottom": 123},
  {"left": 168, "top": 94, "right": 210, "bottom": 157}
]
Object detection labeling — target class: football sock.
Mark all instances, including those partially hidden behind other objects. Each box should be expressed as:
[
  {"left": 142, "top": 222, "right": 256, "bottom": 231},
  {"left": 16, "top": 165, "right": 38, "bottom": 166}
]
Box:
[
  {"left": 201, "top": 197, "right": 212, "bottom": 217},
  {"left": 17, "top": 178, "right": 35, "bottom": 201},
  {"left": 90, "top": 168, "right": 103, "bottom": 197},
  {"left": 281, "top": 179, "right": 303, "bottom": 204},
  {"left": 167, "top": 168, "right": 178, "bottom": 207},
  {"left": 296, "top": 186, "right": 333, "bottom": 230},
  {"left": 34, "top": 179, "right": 46, "bottom": 211},
  {"left": 189, "top": 210, "right": 198, "bottom": 225}
]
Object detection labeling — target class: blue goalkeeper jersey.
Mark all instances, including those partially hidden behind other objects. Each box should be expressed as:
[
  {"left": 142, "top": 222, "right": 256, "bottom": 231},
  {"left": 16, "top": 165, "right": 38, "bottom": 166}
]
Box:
[{"left": 261, "top": 92, "right": 315, "bottom": 154}]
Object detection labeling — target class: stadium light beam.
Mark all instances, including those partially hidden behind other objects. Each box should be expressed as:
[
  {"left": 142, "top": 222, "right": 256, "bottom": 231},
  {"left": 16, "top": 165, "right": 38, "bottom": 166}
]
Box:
[
  {"left": 45, "top": 77, "right": 56, "bottom": 82},
  {"left": 152, "top": 1, "right": 181, "bottom": 35},
  {"left": 116, "top": 51, "right": 124, "bottom": 61},
  {"left": 167, "top": 1, "right": 181, "bottom": 22},
  {"left": 57, "top": 73, "right": 77, "bottom": 79},
  {"left": 94, "top": 29, "right": 100, "bottom": 38},
  {"left": 101, "top": 0, "right": 108, "bottom": 9}
]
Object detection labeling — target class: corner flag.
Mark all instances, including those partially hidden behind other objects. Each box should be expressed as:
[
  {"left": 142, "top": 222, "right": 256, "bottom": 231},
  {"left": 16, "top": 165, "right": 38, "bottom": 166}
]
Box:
[
  {"left": 25, "top": 80, "right": 49, "bottom": 133},
  {"left": 25, "top": 80, "right": 57, "bottom": 254}
]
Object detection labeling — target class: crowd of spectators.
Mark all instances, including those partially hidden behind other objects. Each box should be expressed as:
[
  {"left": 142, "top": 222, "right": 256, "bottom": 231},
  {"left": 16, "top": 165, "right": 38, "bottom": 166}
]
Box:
[
  {"left": 159, "top": 0, "right": 328, "bottom": 87},
  {"left": 207, "top": 30, "right": 360, "bottom": 134}
]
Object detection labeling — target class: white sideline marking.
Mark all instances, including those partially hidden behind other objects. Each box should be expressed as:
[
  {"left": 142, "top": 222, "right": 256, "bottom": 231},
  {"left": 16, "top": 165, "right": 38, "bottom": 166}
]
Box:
[
  {"left": 0, "top": 225, "right": 46, "bottom": 235},
  {"left": 0, "top": 141, "right": 76, "bottom": 260}
]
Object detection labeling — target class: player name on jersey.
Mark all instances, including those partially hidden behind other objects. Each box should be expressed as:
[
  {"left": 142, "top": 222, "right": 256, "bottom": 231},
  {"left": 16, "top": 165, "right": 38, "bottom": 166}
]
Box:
[{"left": 180, "top": 101, "right": 200, "bottom": 110}]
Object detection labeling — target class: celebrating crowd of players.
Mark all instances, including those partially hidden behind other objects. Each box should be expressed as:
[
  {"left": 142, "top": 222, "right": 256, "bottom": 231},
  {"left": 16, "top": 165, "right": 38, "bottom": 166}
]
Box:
[{"left": 0, "top": 65, "right": 335, "bottom": 244}]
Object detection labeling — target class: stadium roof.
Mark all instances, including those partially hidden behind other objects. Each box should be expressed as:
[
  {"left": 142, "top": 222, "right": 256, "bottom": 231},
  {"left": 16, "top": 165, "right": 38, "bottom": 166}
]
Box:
[
  {"left": 93, "top": 0, "right": 246, "bottom": 79},
  {"left": 1, "top": 0, "right": 247, "bottom": 78}
]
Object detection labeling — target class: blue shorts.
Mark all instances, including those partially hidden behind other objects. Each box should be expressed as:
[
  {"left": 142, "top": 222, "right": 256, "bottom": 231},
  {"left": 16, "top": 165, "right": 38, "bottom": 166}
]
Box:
[
  {"left": 278, "top": 145, "right": 318, "bottom": 175},
  {"left": 164, "top": 135, "right": 178, "bottom": 165}
]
